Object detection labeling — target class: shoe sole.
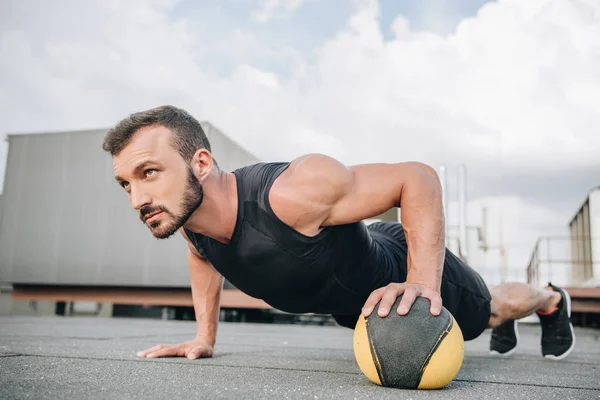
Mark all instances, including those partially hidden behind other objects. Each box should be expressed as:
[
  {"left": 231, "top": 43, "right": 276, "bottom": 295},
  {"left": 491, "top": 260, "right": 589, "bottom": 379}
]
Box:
[
  {"left": 544, "top": 288, "right": 576, "bottom": 361},
  {"left": 490, "top": 319, "right": 519, "bottom": 357}
]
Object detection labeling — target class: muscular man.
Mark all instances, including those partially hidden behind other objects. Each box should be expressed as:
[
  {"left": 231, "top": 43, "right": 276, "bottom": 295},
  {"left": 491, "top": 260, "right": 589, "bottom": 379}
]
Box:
[{"left": 103, "top": 105, "right": 575, "bottom": 362}]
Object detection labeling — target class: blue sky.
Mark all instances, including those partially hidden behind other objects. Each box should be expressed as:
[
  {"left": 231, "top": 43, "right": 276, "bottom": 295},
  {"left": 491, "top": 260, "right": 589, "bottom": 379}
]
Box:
[{"left": 165, "top": 0, "right": 493, "bottom": 76}]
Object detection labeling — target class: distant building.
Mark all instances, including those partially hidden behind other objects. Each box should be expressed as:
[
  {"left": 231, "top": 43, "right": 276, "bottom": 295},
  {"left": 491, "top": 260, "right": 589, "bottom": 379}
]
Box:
[
  {"left": 568, "top": 187, "right": 600, "bottom": 286},
  {"left": 0, "top": 122, "right": 260, "bottom": 288}
]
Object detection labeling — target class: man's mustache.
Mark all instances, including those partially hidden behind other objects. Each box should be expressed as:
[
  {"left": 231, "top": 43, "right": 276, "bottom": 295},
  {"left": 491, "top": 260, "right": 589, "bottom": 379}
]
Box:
[{"left": 140, "top": 205, "right": 168, "bottom": 222}]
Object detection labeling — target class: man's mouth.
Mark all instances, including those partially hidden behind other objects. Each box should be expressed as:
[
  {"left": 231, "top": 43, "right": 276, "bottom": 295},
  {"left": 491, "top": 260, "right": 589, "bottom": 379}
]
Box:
[{"left": 144, "top": 210, "right": 163, "bottom": 222}]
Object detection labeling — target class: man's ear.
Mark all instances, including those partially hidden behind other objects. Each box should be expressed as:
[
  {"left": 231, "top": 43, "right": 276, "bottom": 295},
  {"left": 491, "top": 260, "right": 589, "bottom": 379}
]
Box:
[{"left": 190, "top": 149, "right": 214, "bottom": 181}]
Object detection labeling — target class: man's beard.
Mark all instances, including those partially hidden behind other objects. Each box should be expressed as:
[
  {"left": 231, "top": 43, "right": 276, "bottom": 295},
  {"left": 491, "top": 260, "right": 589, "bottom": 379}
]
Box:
[{"left": 140, "top": 167, "right": 204, "bottom": 239}]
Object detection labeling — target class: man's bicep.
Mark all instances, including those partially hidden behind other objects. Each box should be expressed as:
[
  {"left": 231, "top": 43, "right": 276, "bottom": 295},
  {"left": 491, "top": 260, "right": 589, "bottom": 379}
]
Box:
[
  {"left": 283, "top": 154, "right": 402, "bottom": 225},
  {"left": 280, "top": 154, "right": 435, "bottom": 226},
  {"left": 324, "top": 162, "right": 435, "bottom": 226}
]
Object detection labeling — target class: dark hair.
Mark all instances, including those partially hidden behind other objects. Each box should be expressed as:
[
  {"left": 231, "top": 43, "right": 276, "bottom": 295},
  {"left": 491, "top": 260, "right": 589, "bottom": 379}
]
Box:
[{"left": 102, "top": 105, "right": 212, "bottom": 163}]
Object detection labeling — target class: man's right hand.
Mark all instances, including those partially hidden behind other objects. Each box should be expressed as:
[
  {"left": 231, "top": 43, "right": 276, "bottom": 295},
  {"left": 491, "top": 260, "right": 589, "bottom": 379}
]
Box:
[{"left": 136, "top": 337, "right": 214, "bottom": 360}]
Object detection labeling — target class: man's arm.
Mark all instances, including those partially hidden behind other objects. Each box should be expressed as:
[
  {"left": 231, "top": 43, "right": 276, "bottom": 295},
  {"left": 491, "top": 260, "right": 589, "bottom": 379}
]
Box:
[
  {"left": 324, "top": 159, "right": 445, "bottom": 293},
  {"left": 137, "top": 230, "right": 223, "bottom": 359},
  {"left": 273, "top": 154, "right": 445, "bottom": 316},
  {"left": 186, "top": 242, "right": 224, "bottom": 344}
]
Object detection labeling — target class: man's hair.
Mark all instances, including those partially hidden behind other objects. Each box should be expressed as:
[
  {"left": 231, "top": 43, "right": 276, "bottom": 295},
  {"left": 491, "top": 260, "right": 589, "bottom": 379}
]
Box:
[{"left": 102, "top": 105, "right": 212, "bottom": 163}]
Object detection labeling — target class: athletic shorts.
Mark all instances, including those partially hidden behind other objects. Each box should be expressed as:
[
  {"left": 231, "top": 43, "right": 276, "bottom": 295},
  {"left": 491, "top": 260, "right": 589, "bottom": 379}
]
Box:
[{"left": 332, "top": 222, "right": 492, "bottom": 341}]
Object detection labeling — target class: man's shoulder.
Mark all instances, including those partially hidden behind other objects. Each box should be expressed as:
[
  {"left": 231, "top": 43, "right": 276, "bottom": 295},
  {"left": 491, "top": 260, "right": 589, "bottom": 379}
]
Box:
[
  {"left": 233, "top": 161, "right": 290, "bottom": 189},
  {"left": 234, "top": 154, "right": 341, "bottom": 176},
  {"left": 271, "top": 154, "right": 351, "bottom": 193},
  {"left": 233, "top": 155, "right": 347, "bottom": 201}
]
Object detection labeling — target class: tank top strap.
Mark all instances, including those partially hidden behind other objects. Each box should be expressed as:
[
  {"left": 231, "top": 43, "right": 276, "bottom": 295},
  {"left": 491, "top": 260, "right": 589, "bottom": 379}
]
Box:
[
  {"left": 181, "top": 162, "right": 289, "bottom": 256},
  {"left": 233, "top": 162, "right": 290, "bottom": 212},
  {"left": 234, "top": 161, "right": 334, "bottom": 249},
  {"left": 182, "top": 226, "right": 207, "bottom": 256}
]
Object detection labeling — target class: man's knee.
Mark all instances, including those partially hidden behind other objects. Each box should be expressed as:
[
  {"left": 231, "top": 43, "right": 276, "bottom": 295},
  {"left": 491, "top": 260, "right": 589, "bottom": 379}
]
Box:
[
  {"left": 490, "top": 291, "right": 521, "bottom": 318},
  {"left": 506, "top": 299, "right": 522, "bottom": 315}
]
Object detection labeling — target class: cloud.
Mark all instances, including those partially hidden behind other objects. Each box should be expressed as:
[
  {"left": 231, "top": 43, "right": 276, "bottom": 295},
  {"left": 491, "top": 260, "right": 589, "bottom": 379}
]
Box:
[
  {"left": 251, "top": 0, "right": 307, "bottom": 23},
  {"left": 1, "top": 0, "right": 599, "bottom": 282}
]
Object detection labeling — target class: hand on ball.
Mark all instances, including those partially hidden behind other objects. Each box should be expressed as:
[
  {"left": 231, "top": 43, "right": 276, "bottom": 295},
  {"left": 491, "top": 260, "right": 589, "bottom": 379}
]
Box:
[{"left": 361, "top": 282, "right": 442, "bottom": 318}]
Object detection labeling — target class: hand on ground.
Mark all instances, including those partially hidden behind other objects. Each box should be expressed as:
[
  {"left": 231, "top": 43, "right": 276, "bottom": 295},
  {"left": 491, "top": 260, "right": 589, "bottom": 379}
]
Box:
[
  {"left": 137, "top": 337, "right": 214, "bottom": 359},
  {"left": 361, "top": 282, "right": 442, "bottom": 318}
]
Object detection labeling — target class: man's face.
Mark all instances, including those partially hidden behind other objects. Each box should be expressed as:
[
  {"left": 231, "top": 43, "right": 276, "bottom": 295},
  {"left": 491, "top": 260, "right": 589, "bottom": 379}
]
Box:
[{"left": 113, "top": 126, "right": 204, "bottom": 239}]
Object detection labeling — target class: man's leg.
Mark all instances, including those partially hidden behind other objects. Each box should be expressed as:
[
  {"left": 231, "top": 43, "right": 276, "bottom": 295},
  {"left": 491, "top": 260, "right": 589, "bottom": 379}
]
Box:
[
  {"left": 487, "top": 282, "right": 561, "bottom": 328},
  {"left": 488, "top": 282, "right": 575, "bottom": 360}
]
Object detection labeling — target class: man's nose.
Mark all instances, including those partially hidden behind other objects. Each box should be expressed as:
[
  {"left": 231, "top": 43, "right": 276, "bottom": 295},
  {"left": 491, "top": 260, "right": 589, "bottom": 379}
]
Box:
[{"left": 130, "top": 186, "right": 151, "bottom": 210}]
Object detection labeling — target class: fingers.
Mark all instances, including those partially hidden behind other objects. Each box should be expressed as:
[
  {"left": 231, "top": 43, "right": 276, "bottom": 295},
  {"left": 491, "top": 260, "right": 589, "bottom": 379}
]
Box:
[
  {"left": 137, "top": 344, "right": 184, "bottom": 359},
  {"left": 187, "top": 347, "right": 200, "bottom": 360},
  {"left": 137, "top": 344, "right": 168, "bottom": 358},
  {"left": 362, "top": 286, "right": 386, "bottom": 316},
  {"left": 397, "top": 285, "right": 420, "bottom": 315},
  {"left": 427, "top": 290, "right": 443, "bottom": 316},
  {"left": 362, "top": 283, "right": 444, "bottom": 319},
  {"left": 186, "top": 345, "right": 211, "bottom": 360},
  {"left": 146, "top": 345, "right": 183, "bottom": 359},
  {"left": 398, "top": 287, "right": 442, "bottom": 316},
  {"left": 378, "top": 284, "right": 405, "bottom": 317}
]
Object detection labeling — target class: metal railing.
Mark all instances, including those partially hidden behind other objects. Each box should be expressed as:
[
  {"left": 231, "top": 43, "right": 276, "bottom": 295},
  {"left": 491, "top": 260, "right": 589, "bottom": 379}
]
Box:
[{"left": 527, "top": 236, "right": 599, "bottom": 287}]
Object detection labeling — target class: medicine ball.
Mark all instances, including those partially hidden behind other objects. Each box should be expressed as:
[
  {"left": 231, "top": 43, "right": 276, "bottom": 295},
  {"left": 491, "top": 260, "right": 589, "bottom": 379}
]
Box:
[{"left": 353, "top": 296, "right": 464, "bottom": 390}]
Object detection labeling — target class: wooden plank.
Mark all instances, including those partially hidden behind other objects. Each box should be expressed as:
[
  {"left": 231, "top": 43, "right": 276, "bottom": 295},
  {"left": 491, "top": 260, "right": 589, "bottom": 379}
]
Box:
[
  {"left": 12, "top": 285, "right": 272, "bottom": 309},
  {"left": 221, "top": 289, "right": 271, "bottom": 309},
  {"left": 571, "top": 300, "right": 600, "bottom": 313},
  {"left": 564, "top": 287, "right": 600, "bottom": 299},
  {"left": 12, "top": 284, "right": 599, "bottom": 313}
]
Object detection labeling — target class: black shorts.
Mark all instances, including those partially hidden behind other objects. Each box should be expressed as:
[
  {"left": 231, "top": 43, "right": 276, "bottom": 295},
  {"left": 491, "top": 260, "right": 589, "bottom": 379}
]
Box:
[{"left": 332, "top": 222, "right": 492, "bottom": 341}]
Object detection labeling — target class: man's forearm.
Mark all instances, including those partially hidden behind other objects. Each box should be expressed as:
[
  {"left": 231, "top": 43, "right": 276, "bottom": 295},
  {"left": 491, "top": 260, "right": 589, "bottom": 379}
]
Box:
[
  {"left": 188, "top": 251, "right": 224, "bottom": 344},
  {"left": 400, "top": 164, "right": 445, "bottom": 292}
]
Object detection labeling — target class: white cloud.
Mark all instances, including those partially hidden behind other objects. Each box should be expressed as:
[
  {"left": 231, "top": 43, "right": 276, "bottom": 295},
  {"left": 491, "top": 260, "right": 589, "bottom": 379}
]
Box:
[
  {"left": 251, "top": 0, "right": 306, "bottom": 23},
  {"left": 1, "top": 0, "right": 599, "bottom": 281}
]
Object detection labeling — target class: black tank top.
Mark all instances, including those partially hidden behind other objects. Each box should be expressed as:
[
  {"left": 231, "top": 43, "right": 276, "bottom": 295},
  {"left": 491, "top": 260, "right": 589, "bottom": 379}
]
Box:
[{"left": 183, "top": 162, "right": 404, "bottom": 315}]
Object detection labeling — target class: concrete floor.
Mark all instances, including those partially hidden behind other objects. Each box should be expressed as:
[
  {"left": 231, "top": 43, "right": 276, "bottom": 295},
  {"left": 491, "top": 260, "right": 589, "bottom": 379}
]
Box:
[{"left": 1, "top": 315, "right": 599, "bottom": 400}]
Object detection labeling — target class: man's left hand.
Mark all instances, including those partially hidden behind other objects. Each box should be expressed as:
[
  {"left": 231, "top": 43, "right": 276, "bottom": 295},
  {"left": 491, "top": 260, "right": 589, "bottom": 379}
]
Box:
[{"left": 362, "top": 282, "right": 442, "bottom": 318}]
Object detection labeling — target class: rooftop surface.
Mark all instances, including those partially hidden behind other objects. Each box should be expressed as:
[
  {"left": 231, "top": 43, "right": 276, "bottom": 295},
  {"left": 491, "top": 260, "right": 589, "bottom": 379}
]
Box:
[{"left": 1, "top": 316, "right": 599, "bottom": 399}]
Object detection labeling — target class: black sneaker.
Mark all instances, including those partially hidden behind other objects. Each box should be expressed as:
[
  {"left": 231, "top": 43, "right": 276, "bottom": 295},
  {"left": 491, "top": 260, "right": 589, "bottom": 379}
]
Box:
[
  {"left": 537, "top": 282, "right": 576, "bottom": 360},
  {"left": 490, "top": 319, "right": 519, "bottom": 356}
]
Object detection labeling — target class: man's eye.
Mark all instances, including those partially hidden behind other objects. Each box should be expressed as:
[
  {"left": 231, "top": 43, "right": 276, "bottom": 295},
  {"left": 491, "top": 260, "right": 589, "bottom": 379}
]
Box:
[
  {"left": 145, "top": 169, "right": 157, "bottom": 177},
  {"left": 121, "top": 181, "right": 130, "bottom": 189}
]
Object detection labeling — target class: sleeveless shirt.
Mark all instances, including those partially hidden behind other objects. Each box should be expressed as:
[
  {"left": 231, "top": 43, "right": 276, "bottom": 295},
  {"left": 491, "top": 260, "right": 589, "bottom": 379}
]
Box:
[{"left": 183, "top": 162, "right": 406, "bottom": 315}]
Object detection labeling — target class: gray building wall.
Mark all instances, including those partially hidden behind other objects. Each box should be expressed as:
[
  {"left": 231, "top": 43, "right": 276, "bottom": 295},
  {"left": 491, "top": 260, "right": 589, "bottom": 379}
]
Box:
[
  {"left": 0, "top": 123, "right": 260, "bottom": 287},
  {"left": 568, "top": 187, "right": 600, "bottom": 286}
]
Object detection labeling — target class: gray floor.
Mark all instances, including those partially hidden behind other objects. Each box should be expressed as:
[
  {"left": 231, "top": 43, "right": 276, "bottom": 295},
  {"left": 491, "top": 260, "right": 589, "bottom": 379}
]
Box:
[{"left": 1, "top": 316, "right": 599, "bottom": 400}]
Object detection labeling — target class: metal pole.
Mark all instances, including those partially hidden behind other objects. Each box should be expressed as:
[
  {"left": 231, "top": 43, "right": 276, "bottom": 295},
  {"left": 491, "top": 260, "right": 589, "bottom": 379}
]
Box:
[
  {"left": 458, "top": 164, "right": 468, "bottom": 263},
  {"left": 499, "top": 211, "right": 508, "bottom": 283},
  {"left": 481, "top": 207, "right": 488, "bottom": 251}
]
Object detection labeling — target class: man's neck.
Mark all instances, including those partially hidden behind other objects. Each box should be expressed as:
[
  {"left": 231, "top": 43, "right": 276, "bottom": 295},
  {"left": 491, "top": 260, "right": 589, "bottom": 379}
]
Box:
[{"left": 183, "top": 171, "right": 238, "bottom": 244}]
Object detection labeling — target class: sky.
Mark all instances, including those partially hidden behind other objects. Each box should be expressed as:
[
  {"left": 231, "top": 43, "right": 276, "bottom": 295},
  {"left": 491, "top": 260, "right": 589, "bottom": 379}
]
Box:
[{"left": 1, "top": 0, "right": 599, "bottom": 285}]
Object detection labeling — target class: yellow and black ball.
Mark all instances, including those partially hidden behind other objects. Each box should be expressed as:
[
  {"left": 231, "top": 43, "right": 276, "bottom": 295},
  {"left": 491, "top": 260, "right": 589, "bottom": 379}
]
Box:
[{"left": 353, "top": 296, "right": 464, "bottom": 390}]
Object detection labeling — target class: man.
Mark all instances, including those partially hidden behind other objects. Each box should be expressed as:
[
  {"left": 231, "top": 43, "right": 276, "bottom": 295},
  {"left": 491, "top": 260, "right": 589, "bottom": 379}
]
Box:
[{"left": 103, "top": 105, "right": 575, "bottom": 362}]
